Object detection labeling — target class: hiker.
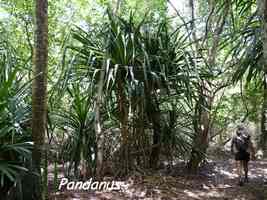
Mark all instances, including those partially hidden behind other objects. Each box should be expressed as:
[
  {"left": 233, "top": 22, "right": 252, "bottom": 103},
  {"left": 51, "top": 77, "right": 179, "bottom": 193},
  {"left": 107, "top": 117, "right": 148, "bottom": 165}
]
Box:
[{"left": 231, "top": 124, "right": 255, "bottom": 185}]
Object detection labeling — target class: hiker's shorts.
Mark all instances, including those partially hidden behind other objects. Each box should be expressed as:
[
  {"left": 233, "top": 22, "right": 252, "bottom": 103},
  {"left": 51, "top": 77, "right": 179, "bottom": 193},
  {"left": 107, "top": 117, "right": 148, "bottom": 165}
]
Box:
[{"left": 235, "top": 151, "right": 250, "bottom": 161}]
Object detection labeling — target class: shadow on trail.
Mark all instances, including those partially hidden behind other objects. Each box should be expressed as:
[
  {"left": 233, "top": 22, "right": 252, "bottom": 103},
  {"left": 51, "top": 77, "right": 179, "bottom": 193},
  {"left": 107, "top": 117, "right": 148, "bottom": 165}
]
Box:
[
  {"left": 179, "top": 159, "right": 267, "bottom": 200},
  {"left": 49, "top": 159, "right": 267, "bottom": 200}
]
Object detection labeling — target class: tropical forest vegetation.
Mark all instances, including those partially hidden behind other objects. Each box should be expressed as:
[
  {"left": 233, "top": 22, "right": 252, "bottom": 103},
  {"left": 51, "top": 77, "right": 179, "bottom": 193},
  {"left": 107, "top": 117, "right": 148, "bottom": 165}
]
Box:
[{"left": 0, "top": 0, "right": 267, "bottom": 199}]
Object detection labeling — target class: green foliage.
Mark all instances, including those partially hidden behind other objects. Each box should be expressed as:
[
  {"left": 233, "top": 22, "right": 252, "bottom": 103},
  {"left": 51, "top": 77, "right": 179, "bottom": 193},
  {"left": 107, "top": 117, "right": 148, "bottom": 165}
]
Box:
[
  {"left": 0, "top": 0, "right": 265, "bottom": 186},
  {"left": 0, "top": 37, "right": 32, "bottom": 188},
  {"left": 54, "top": 84, "right": 95, "bottom": 176},
  {"left": 65, "top": 9, "right": 197, "bottom": 166}
]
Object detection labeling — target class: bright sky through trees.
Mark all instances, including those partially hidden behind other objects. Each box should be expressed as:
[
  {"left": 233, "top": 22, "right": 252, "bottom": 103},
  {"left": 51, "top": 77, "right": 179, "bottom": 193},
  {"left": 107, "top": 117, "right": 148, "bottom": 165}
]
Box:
[{"left": 168, "top": 0, "right": 189, "bottom": 16}]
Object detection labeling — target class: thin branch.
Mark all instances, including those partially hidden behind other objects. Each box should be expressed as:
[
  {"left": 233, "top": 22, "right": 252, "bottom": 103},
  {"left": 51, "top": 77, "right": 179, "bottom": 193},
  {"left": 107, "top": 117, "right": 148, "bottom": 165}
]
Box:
[{"left": 240, "top": 80, "right": 250, "bottom": 122}]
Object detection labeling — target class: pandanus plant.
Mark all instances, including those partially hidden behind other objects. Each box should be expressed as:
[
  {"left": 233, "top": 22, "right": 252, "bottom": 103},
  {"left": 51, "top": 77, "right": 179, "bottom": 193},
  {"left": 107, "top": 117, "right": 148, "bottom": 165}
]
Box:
[
  {"left": 61, "top": 10, "right": 196, "bottom": 175},
  {"left": 54, "top": 84, "right": 95, "bottom": 178},
  {"left": 0, "top": 36, "right": 32, "bottom": 197}
]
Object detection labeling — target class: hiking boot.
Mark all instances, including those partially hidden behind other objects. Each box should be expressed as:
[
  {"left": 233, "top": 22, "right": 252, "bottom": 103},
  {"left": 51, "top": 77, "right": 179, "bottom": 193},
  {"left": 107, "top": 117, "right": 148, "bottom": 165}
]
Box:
[{"left": 238, "top": 179, "right": 244, "bottom": 186}]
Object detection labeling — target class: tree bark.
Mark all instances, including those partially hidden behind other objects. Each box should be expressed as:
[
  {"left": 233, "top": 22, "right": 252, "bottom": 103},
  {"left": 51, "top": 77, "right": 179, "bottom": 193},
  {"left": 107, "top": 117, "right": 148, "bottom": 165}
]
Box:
[
  {"left": 95, "top": 62, "right": 105, "bottom": 178},
  {"left": 117, "top": 77, "right": 130, "bottom": 175},
  {"left": 187, "top": 0, "right": 229, "bottom": 173},
  {"left": 148, "top": 101, "right": 161, "bottom": 169},
  {"left": 31, "top": 0, "right": 48, "bottom": 199},
  {"left": 261, "top": 0, "right": 267, "bottom": 156},
  {"left": 188, "top": 84, "right": 211, "bottom": 173},
  {"left": 187, "top": 0, "right": 211, "bottom": 174},
  {"left": 260, "top": 80, "right": 267, "bottom": 154}
]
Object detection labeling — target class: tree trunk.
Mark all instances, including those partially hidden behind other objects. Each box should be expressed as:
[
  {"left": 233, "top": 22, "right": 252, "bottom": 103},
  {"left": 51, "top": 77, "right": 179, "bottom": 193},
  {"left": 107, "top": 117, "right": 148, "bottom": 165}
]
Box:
[
  {"left": 187, "top": 0, "right": 211, "bottom": 174},
  {"left": 187, "top": 0, "right": 229, "bottom": 173},
  {"left": 188, "top": 85, "right": 211, "bottom": 174},
  {"left": 147, "top": 95, "right": 161, "bottom": 169},
  {"left": 261, "top": 0, "right": 267, "bottom": 156},
  {"left": 95, "top": 61, "right": 105, "bottom": 178},
  {"left": 115, "top": 0, "right": 122, "bottom": 14},
  {"left": 118, "top": 80, "right": 131, "bottom": 174},
  {"left": 30, "top": 0, "right": 48, "bottom": 199},
  {"left": 117, "top": 78, "right": 130, "bottom": 175},
  {"left": 260, "top": 75, "right": 267, "bottom": 155}
]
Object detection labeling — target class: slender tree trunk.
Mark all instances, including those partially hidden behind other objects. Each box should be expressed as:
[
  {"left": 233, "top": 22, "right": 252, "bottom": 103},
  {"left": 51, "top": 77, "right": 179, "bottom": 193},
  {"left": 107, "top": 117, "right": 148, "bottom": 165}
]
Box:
[
  {"left": 30, "top": 0, "right": 48, "bottom": 199},
  {"left": 135, "top": 100, "right": 147, "bottom": 167},
  {"left": 115, "top": 0, "right": 122, "bottom": 14},
  {"left": 188, "top": 85, "right": 211, "bottom": 173},
  {"left": 261, "top": 0, "right": 267, "bottom": 156},
  {"left": 111, "top": 0, "right": 123, "bottom": 14},
  {"left": 187, "top": 0, "right": 229, "bottom": 173},
  {"left": 147, "top": 94, "right": 161, "bottom": 169},
  {"left": 261, "top": 78, "right": 267, "bottom": 155},
  {"left": 95, "top": 61, "right": 105, "bottom": 178},
  {"left": 117, "top": 77, "right": 130, "bottom": 174},
  {"left": 187, "top": 0, "right": 211, "bottom": 174}
]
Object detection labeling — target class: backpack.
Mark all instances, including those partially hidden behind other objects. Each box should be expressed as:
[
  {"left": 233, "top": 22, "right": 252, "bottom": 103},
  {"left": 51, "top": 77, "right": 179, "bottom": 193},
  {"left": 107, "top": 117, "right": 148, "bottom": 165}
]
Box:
[{"left": 233, "top": 134, "right": 250, "bottom": 152}]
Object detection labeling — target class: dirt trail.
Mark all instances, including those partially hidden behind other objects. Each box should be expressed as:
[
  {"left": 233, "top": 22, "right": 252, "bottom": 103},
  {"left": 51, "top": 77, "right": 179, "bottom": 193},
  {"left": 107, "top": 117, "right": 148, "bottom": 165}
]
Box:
[{"left": 49, "top": 159, "right": 267, "bottom": 200}]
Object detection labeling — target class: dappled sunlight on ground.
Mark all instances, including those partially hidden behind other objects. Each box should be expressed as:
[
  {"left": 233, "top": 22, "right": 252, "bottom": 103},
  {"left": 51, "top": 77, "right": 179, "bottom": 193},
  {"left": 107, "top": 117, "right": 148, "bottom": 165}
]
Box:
[{"left": 49, "top": 159, "right": 267, "bottom": 200}]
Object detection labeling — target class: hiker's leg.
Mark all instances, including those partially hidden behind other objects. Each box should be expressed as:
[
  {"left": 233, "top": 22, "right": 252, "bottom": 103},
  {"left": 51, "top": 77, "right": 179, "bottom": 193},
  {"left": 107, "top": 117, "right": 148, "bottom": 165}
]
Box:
[
  {"left": 234, "top": 152, "right": 244, "bottom": 185},
  {"left": 243, "top": 160, "right": 249, "bottom": 181},
  {"left": 236, "top": 161, "right": 242, "bottom": 181}
]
